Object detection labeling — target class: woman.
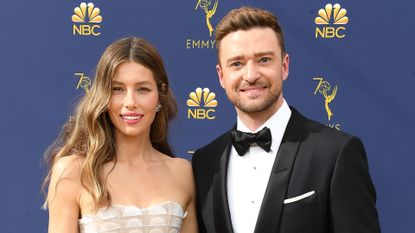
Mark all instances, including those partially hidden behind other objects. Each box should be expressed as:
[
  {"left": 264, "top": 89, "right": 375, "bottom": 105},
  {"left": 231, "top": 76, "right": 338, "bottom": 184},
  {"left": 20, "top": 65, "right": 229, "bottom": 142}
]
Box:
[{"left": 43, "top": 37, "right": 197, "bottom": 233}]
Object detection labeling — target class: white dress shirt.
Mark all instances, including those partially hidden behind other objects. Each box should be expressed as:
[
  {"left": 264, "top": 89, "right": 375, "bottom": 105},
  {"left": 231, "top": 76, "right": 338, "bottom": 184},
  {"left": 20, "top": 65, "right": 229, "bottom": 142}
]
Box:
[{"left": 227, "top": 100, "right": 291, "bottom": 233}]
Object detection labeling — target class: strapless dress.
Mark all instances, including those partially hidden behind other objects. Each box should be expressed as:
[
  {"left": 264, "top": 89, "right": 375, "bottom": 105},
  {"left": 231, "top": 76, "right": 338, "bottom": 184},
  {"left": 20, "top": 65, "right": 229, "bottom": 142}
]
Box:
[{"left": 79, "top": 201, "right": 187, "bottom": 233}]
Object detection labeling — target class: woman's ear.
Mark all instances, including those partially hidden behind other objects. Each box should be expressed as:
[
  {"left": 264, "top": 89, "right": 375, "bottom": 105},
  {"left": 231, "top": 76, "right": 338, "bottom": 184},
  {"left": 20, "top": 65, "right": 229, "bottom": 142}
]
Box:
[{"left": 160, "top": 83, "right": 167, "bottom": 93}]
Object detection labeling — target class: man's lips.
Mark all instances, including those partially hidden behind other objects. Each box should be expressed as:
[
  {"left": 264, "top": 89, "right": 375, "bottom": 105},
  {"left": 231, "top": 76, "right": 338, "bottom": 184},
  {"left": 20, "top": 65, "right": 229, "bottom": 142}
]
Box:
[{"left": 240, "top": 86, "right": 266, "bottom": 92}]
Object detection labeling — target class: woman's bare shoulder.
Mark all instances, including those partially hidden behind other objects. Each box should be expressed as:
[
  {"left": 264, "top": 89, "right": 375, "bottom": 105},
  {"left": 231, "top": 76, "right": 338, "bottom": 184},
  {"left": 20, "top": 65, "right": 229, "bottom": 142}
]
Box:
[
  {"left": 164, "top": 156, "right": 191, "bottom": 171},
  {"left": 164, "top": 156, "right": 194, "bottom": 187},
  {"left": 51, "top": 155, "right": 84, "bottom": 180},
  {"left": 47, "top": 155, "right": 85, "bottom": 210}
]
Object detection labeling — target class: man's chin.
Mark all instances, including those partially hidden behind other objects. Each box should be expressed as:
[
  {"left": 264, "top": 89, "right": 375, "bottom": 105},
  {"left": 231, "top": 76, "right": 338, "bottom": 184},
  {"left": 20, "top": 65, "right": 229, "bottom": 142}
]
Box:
[
  {"left": 236, "top": 103, "right": 269, "bottom": 114},
  {"left": 234, "top": 96, "right": 280, "bottom": 114}
]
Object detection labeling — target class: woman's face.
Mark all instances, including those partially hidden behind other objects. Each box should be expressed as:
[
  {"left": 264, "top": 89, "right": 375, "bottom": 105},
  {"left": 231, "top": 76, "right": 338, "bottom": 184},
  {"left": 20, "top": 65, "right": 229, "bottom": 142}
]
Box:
[{"left": 108, "top": 62, "right": 159, "bottom": 139}]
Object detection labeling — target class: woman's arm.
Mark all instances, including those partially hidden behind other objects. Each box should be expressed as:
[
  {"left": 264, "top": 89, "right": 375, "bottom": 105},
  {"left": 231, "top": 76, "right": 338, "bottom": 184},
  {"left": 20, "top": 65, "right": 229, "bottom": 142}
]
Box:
[
  {"left": 47, "top": 155, "right": 82, "bottom": 233},
  {"left": 179, "top": 159, "right": 199, "bottom": 233}
]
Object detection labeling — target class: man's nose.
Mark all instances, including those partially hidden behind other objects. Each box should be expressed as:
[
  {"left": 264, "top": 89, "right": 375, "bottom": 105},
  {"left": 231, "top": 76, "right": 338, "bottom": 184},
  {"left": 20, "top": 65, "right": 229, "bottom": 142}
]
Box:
[{"left": 244, "top": 61, "right": 260, "bottom": 83}]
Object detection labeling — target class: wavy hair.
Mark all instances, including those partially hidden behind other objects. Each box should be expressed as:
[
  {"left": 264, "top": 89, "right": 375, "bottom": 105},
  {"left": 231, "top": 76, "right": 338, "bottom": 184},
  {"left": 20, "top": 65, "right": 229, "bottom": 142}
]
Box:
[{"left": 42, "top": 37, "right": 177, "bottom": 210}]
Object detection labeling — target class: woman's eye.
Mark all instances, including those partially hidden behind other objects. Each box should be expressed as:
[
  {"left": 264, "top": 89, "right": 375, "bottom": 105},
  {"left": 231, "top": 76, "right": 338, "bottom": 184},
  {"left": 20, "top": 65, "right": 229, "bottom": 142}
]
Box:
[
  {"left": 112, "top": 87, "right": 123, "bottom": 92},
  {"left": 137, "top": 87, "right": 150, "bottom": 93}
]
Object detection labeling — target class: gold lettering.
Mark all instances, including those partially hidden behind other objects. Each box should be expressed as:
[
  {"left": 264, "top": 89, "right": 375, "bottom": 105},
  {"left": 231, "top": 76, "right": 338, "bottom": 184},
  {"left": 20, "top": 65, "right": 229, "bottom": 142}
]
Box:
[
  {"left": 186, "top": 39, "right": 191, "bottom": 49},
  {"left": 313, "top": 77, "right": 324, "bottom": 94},
  {"left": 201, "top": 40, "right": 209, "bottom": 48},
  {"left": 185, "top": 39, "right": 216, "bottom": 49},
  {"left": 91, "top": 25, "right": 101, "bottom": 36},
  {"left": 193, "top": 40, "right": 201, "bottom": 48},
  {"left": 315, "top": 27, "right": 325, "bottom": 38},
  {"left": 326, "top": 123, "right": 341, "bottom": 131},
  {"left": 74, "top": 73, "right": 85, "bottom": 90},
  {"left": 335, "top": 124, "right": 341, "bottom": 131},
  {"left": 83, "top": 25, "right": 92, "bottom": 35},
  {"left": 74, "top": 72, "right": 91, "bottom": 92},
  {"left": 73, "top": 24, "right": 101, "bottom": 36},
  {"left": 206, "top": 109, "right": 216, "bottom": 120},
  {"left": 187, "top": 108, "right": 216, "bottom": 119},
  {"left": 210, "top": 40, "right": 216, "bottom": 48},
  {"left": 335, "top": 27, "right": 346, "bottom": 38},
  {"left": 315, "top": 27, "right": 346, "bottom": 39},
  {"left": 188, "top": 109, "right": 197, "bottom": 119},
  {"left": 196, "top": 109, "right": 205, "bottom": 119},
  {"left": 325, "top": 27, "right": 336, "bottom": 38},
  {"left": 73, "top": 25, "right": 82, "bottom": 35}
]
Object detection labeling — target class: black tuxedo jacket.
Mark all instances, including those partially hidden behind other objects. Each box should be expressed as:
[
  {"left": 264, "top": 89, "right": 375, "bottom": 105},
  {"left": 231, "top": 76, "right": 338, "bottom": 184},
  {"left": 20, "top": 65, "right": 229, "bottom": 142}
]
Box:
[{"left": 192, "top": 108, "right": 381, "bottom": 233}]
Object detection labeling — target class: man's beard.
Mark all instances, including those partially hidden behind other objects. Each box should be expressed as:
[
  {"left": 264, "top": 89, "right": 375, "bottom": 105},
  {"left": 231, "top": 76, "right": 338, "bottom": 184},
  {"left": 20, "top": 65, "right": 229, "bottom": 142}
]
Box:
[{"left": 231, "top": 90, "right": 280, "bottom": 114}]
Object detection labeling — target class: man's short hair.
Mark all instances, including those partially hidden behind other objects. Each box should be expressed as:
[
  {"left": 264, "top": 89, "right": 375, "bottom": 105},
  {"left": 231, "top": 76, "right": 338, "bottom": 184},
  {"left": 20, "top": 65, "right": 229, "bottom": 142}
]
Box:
[{"left": 215, "top": 7, "right": 286, "bottom": 57}]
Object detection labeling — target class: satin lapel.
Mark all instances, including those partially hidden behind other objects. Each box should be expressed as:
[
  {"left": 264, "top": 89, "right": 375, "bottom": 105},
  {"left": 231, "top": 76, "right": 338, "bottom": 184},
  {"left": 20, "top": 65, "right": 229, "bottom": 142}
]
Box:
[
  {"left": 253, "top": 109, "right": 306, "bottom": 233},
  {"left": 212, "top": 133, "right": 234, "bottom": 233}
]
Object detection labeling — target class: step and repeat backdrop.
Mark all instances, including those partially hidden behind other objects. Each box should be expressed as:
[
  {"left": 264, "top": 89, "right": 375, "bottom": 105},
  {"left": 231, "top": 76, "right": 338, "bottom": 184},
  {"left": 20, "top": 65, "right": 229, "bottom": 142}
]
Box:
[{"left": 0, "top": 0, "right": 414, "bottom": 232}]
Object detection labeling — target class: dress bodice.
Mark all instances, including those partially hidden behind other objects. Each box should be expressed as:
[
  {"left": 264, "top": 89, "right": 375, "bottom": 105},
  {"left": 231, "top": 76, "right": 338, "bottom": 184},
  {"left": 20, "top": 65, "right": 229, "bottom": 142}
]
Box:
[{"left": 79, "top": 201, "right": 187, "bottom": 233}]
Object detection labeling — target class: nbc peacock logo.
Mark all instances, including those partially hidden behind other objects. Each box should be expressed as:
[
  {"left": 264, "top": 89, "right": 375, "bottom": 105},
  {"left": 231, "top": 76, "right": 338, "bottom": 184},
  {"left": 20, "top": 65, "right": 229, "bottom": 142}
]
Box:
[
  {"left": 315, "top": 3, "right": 348, "bottom": 39},
  {"left": 72, "top": 2, "right": 102, "bottom": 36},
  {"left": 187, "top": 87, "right": 217, "bottom": 120}
]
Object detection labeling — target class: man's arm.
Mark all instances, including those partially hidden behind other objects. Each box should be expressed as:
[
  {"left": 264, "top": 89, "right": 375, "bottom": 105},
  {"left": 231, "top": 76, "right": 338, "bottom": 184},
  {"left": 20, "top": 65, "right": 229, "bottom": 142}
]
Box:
[
  {"left": 330, "top": 136, "right": 381, "bottom": 233},
  {"left": 192, "top": 151, "right": 208, "bottom": 233}
]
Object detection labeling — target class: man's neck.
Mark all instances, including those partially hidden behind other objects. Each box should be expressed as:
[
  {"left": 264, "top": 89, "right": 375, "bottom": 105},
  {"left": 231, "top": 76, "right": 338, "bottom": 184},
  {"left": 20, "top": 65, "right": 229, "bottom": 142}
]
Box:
[{"left": 236, "top": 98, "right": 284, "bottom": 132}]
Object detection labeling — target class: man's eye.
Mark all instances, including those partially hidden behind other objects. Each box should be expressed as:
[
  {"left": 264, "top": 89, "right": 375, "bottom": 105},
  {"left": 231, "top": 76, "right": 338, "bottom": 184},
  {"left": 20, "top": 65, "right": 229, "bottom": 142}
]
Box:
[
  {"left": 230, "top": 61, "right": 242, "bottom": 67},
  {"left": 259, "top": 57, "right": 271, "bottom": 63}
]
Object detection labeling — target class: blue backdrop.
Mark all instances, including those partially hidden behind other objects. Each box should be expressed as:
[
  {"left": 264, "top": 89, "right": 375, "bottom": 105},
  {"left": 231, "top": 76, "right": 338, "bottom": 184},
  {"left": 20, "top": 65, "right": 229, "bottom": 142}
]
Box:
[{"left": 0, "top": 0, "right": 414, "bottom": 232}]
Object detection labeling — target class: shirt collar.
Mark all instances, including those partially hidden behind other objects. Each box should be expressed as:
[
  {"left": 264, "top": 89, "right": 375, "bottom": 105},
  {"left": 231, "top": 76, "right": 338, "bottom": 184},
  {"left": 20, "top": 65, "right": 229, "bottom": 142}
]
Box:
[{"left": 236, "top": 99, "right": 292, "bottom": 153}]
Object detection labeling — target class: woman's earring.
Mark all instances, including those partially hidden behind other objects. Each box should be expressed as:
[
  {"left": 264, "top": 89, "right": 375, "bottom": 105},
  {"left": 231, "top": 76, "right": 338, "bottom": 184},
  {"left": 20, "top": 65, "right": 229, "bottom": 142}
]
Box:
[{"left": 155, "top": 104, "right": 162, "bottom": 112}]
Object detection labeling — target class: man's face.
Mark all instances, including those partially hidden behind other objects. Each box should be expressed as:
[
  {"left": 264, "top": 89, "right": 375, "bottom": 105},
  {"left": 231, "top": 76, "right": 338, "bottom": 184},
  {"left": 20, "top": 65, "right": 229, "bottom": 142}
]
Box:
[{"left": 216, "top": 27, "right": 289, "bottom": 116}]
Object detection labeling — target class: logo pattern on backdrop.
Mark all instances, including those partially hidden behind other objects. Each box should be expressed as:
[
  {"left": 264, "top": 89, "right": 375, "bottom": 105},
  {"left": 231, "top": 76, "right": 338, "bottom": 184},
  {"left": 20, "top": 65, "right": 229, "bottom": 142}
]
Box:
[
  {"left": 72, "top": 2, "right": 102, "bottom": 36},
  {"left": 186, "top": 1, "right": 219, "bottom": 49},
  {"left": 195, "top": 0, "right": 219, "bottom": 37},
  {"left": 187, "top": 87, "right": 218, "bottom": 120},
  {"left": 313, "top": 77, "right": 341, "bottom": 130},
  {"left": 74, "top": 72, "right": 92, "bottom": 92},
  {"left": 315, "top": 3, "right": 348, "bottom": 39}
]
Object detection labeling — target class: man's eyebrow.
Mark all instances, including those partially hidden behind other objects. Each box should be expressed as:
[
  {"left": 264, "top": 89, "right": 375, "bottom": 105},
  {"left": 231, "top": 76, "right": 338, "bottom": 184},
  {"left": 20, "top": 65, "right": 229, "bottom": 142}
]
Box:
[
  {"left": 226, "top": 55, "right": 244, "bottom": 63},
  {"left": 225, "top": 51, "right": 276, "bottom": 63},
  {"left": 254, "top": 51, "right": 276, "bottom": 57}
]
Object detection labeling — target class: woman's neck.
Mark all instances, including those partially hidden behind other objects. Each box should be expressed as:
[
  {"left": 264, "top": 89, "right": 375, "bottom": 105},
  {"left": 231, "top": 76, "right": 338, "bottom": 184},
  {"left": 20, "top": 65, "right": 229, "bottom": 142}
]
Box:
[{"left": 114, "top": 133, "right": 156, "bottom": 163}]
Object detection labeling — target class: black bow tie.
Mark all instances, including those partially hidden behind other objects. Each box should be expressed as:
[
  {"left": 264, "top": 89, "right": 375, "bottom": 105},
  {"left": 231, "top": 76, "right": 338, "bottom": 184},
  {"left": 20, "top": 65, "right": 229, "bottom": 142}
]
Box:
[{"left": 231, "top": 127, "right": 272, "bottom": 156}]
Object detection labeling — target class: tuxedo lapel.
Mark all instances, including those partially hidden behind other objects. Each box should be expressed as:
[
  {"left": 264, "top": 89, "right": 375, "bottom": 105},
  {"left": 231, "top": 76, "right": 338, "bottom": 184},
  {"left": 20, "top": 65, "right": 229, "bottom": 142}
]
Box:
[
  {"left": 254, "top": 109, "right": 306, "bottom": 233},
  {"left": 212, "top": 133, "right": 234, "bottom": 233}
]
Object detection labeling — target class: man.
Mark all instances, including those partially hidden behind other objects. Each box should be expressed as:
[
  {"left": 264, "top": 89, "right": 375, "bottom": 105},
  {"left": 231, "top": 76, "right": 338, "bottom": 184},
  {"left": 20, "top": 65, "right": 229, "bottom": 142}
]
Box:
[{"left": 191, "top": 7, "right": 381, "bottom": 233}]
